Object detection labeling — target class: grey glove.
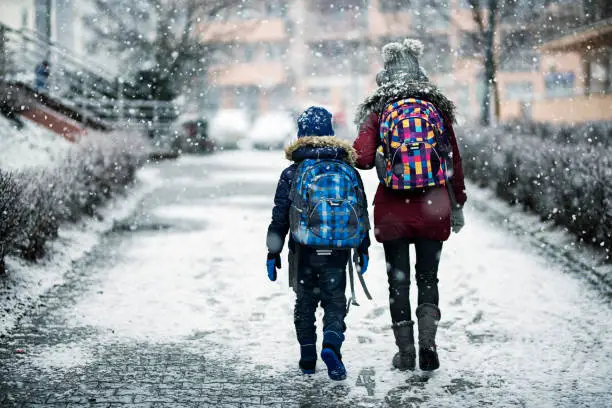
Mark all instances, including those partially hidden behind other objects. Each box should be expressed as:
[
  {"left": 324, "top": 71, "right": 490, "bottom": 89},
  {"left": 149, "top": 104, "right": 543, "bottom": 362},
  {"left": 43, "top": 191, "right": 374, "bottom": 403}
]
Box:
[{"left": 451, "top": 207, "right": 465, "bottom": 233}]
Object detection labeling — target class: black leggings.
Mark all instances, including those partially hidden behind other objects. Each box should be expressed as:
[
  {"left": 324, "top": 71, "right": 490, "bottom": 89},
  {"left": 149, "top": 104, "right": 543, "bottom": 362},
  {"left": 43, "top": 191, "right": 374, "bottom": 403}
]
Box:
[{"left": 383, "top": 238, "right": 442, "bottom": 324}]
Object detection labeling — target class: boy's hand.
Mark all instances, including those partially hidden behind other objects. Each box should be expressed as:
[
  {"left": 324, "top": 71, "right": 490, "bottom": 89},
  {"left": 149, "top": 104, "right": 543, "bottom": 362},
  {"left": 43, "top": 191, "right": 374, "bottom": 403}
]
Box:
[
  {"left": 358, "top": 252, "right": 369, "bottom": 275},
  {"left": 267, "top": 252, "right": 281, "bottom": 281}
]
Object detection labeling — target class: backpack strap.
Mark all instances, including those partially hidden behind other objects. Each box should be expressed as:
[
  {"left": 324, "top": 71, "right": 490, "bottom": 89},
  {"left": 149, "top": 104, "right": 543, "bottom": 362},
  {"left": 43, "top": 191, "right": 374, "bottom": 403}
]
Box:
[
  {"left": 346, "top": 252, "right": 360, "bottom": 314},
  {"left": 346, "top": 249, "right": 373, "bottom": 315},
  {"left": 431, "top": 119, "right": 459, "bottom": 209}
]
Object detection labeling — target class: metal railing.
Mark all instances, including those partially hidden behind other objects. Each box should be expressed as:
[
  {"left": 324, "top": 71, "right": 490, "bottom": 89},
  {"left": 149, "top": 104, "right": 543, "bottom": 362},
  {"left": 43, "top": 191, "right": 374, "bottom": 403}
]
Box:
[{"left": 0, "top": 23, "right": 177, "bottom": 132}]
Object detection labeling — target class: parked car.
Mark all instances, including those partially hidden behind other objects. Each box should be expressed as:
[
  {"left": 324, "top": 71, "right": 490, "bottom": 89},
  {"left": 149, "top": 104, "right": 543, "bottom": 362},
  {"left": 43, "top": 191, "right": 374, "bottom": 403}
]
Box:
[
  {"left": 209, "top": 109, "right": 249, "bottom": 149},
  {"left": 178, "top": 119, "right": 215, "bottom": 154},
  {"left": 249, "top": 111, "right": 296, "bottom": 150}
]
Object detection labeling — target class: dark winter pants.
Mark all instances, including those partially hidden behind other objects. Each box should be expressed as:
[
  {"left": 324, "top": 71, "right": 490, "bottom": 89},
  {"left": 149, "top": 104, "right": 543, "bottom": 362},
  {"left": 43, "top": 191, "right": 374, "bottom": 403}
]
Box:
[
  {"left": 383, "top": 238, "right": 443, "bottom": 324},
  {"left": 293, "top": 246, "right": 349, "bottom": 347}
]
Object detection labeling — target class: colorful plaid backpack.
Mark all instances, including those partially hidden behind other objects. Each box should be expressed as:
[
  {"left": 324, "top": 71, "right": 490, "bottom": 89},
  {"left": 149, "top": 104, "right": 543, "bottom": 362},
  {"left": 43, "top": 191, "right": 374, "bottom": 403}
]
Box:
[
  {"left": 289, "top": 159, "right": 369, "bottom": 249},
  {"left": 377, "top": 98, "right": 452, "bottom": 190}
]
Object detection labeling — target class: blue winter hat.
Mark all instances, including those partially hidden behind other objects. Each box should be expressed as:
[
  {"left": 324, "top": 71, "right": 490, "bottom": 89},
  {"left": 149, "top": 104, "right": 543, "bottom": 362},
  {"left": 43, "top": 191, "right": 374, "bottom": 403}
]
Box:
[{"left": 297, "top": 106, "right": 335, "bottom": 138}]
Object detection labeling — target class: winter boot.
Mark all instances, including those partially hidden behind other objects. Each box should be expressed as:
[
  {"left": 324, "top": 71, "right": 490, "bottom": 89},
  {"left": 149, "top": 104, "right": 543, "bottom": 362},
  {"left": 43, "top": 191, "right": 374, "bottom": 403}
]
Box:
[
  {"left": 299, "top": 342, "right": 317, "bottom": 374},
  {"left": 321, "top": 331, "right": 346, "bottom": 381},
  {"left": 416, "top": 303, "right": 441, "bottom": 371},
  {"left": 392, "top": 321, "right": 416, "bottom": 371}
]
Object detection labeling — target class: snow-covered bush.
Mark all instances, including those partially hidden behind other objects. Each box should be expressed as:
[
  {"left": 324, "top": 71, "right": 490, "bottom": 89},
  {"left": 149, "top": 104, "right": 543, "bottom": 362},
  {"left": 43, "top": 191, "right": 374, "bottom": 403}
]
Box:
[
  {"left": 460, "top": 122, "right": 612, "bottom": 256},
  {"left": 0, "top": 172, "right": 23, "bottom": 271},
  {"left": 0, "top": 131, "right": 148, "bottom": 272}
]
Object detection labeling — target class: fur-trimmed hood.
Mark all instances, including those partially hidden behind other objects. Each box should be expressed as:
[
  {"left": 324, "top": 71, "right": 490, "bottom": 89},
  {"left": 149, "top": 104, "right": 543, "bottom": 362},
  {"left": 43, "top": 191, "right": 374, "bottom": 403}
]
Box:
[
  {"left": 284, "top": 136, "right": 357, "bottom": 166},
  {"left": 355, "top": 78, "right": 456, "bottom": 126}
]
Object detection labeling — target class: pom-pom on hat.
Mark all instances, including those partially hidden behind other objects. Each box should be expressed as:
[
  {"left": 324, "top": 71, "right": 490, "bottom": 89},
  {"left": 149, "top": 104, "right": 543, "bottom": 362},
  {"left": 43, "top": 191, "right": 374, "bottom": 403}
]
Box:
[
  {"left": 297, "top": 106, "right": 335, "bottom": 138},
  {"left": 378, "top": 38, "right": 426, "bottom": 85}
]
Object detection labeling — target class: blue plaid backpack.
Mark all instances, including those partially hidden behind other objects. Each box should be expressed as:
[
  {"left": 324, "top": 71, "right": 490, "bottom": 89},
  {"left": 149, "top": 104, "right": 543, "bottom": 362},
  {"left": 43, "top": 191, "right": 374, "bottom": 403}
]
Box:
[{"left": 289, "top": 159, "right": 369, "bottom": 249}]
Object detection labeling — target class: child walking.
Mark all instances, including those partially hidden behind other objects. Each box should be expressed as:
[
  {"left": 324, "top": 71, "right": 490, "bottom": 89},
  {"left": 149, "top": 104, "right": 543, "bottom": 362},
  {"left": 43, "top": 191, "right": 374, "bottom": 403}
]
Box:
[{"left": 266, "top": 106, "right": 370, "bottom": 380}]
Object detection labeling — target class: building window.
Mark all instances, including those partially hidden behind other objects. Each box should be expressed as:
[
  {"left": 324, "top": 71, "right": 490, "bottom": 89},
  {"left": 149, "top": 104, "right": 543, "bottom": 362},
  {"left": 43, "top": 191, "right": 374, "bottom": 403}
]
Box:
[
  {"left": 500, "top": 51, "right": 539, "bottom": 72},
  {"left": 240, "top": 44, "right": 256, "bottom": 62},
  {"left": 266, "top": 43, "right": 288, "bottom": 61},
  {"left": 458, "top": 32, "right": 480, "bottom": 59},
  {"left": 235, "top": 86, "right": 260, "bottom": 113},
  {"left": 415, "top": 35, "right": 452, "bottom": 74},
  {"left": 307, "top": 40, "right": 368, "bottom": 76},
  {"left": 267, "top": 86, "right": 291, "bottom": 109},
  {"left": 586, "top": 56, "right": 612, "bottom": 95},
  {"left": 455, "top": 84, "right": 472, "bottom": 117},
  {"left": 308, "top": 0, "right": 368, "bottom": 29},
  {"left": 266, "top": 1, "right": 289, "bottom": 17},
  {"left": 412, "top": 5, "right": 449, "bottom": 30},
  {"left": 505, "top": 81, "right": 533, "bottom": 101},
  {"left": 379, "top": 0, "right": 411, "bottom": 12},
  {"left": 201, "top": 86, "right": 220, "bottom": 111},
  {"left": 544, "top": 72, "right": 575, "bottom": 98}
]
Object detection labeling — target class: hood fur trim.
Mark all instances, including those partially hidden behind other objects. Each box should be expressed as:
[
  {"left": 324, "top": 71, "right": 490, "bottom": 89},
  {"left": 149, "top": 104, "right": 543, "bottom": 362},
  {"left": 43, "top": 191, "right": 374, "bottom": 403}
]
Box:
[
  {"left": 284, "top": 136, "right": 357, "bottom": 166},
  {"left": 355, "top": 78, "right": 456, "bottom": 126}
]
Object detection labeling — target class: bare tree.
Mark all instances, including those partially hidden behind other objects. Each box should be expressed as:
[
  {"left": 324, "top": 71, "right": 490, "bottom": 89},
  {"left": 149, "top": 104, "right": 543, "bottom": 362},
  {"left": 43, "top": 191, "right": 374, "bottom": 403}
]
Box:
[
  {"left": 470, "top": 0, "right": 499, "bottom": 126},
  {"left": 85, "top": 0, "right": 258, "bottom": 100},
  {"left": 383, "top": 0, "right": 583, "bottom": 126}
]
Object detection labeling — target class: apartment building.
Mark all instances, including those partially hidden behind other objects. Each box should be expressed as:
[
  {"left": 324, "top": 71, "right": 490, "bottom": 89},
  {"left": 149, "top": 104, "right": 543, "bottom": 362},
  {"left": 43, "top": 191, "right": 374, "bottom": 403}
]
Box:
[
  {"left": 502, "top": 17, "right": 612, "bottom": 123},
  {"left": 0, "top": 0, "right": 119, "bottom": 75},
  {"left": 201, "top": 0, "right": 612, "bottom": 126}
]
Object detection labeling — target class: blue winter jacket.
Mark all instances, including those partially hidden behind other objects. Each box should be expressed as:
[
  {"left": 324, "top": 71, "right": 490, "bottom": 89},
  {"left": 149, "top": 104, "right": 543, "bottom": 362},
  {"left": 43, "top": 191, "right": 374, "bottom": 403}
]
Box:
[{"left": 266, "top": 136, "right": 371, "bottom": 256}]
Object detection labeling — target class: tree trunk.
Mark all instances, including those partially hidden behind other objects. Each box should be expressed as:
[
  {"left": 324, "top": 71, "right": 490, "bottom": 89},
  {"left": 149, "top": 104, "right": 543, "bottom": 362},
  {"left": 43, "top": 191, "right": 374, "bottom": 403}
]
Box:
[
  {"left": 481, "top": 0, "right": 499, "bottom": 127},
  {"left": 493, "top": 72, "right": 501, "bottom": 123},
  {"left": 0, "top": 25, "right": 8, "bottom": 77}
]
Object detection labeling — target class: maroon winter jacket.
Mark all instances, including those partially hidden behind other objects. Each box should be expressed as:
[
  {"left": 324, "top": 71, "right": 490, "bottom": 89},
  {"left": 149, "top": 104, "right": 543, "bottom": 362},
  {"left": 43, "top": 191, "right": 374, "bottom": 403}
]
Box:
[{"left": 353, "top": 111, "right": 467, "bottom": 243}]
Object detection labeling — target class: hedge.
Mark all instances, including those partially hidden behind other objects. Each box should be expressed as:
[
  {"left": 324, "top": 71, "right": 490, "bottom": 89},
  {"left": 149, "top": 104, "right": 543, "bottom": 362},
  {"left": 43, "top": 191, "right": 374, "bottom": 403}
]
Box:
[
  {"left": 460, "top": 122, "right": 612, "bottom": 257},
  {"left": 0, "top": 132, "right": 148, "bottom": 272}
]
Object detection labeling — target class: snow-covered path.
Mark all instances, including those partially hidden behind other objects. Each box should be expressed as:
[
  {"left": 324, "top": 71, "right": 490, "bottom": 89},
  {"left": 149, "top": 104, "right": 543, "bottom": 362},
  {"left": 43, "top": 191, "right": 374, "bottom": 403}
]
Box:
[{"left": 1, "top": 151, "right": 611, "bottom": 407}]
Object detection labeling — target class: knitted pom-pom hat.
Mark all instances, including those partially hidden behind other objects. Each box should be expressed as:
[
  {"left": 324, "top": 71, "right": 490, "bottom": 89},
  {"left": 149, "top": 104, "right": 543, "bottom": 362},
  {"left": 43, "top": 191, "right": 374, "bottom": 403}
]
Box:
[
  {"left": 297, "top": 106, "right": 335, "bottom": 138},
  {"left": 377, "top": 38, "right": 426, "bottom": 85}
]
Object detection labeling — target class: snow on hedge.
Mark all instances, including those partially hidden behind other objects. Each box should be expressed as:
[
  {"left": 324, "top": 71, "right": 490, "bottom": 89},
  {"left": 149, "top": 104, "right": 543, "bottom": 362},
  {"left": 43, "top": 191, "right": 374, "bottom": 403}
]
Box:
[
  {"left": 460, "top": 122, "right": 612, "bottom": 259},
  {"left": 0, "top": 117, "right": 155, "bottom": 335},
  {"left": 0, "top": 116, "right": 73, "bottom": 170},
  {"left": 0, "top": 128, "right": 150, "bottom": 271}
]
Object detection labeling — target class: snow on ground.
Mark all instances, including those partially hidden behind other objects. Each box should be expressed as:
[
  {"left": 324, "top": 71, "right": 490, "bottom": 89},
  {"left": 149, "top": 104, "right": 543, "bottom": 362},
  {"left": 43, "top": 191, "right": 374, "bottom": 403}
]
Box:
[
  {"left": 0, "top": 167, "right": 162, "bottom": 336},
  {"left": 21, "top": 150, "right": 605, "bottom": 406},
  {"left": 2, "top": 150, "right": 611, "bottom": 406},
  {"left": 0, "top": 115, "right": 73, "bottom": 170}
]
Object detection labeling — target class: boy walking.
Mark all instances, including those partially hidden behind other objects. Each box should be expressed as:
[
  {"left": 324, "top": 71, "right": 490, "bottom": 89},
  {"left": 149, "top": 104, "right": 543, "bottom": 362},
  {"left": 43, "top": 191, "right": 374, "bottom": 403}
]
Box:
[{"left": 266, "top": 107, "right": 370, "bottom": 380}]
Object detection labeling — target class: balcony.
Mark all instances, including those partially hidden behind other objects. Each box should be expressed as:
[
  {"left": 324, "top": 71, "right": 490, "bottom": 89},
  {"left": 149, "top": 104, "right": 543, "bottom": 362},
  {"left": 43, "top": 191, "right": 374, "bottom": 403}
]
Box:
[
  {"left": 212, "top": 62, "right": 287, "bottom": 87},
  {"left": 198, "top": 18, "right": 287, "bottom": 43}
]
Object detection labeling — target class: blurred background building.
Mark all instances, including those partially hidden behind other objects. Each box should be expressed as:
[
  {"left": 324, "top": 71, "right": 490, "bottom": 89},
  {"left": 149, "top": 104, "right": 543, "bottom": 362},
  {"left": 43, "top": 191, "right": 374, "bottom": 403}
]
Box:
[
  {"left": 200, "top": 0, "right": 612, "bottom": 126},
  {"left": 1, "top": 0, "right": 611, "bottom": 131},
  {"left": 0, "top": 0, "right": 111, "bottom": 71}
]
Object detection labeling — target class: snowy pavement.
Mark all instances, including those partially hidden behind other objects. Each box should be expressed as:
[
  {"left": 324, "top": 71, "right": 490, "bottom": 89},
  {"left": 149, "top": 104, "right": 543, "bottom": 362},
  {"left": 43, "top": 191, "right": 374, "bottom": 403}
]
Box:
[{"left": 1, "top": 151, "right": 611, "bottom": 407}]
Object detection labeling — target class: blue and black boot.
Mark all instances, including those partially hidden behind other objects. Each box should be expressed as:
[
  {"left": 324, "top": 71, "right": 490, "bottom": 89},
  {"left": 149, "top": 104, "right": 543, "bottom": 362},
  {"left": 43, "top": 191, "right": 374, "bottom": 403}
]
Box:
[
  {"left": 320, "top": 331, "right": 346, "bottom": 381},
  {"left": 299, "top": 342, "right": 317, "bottom": 374}
]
